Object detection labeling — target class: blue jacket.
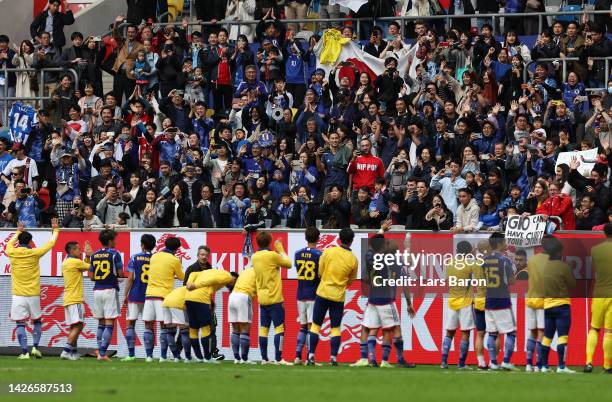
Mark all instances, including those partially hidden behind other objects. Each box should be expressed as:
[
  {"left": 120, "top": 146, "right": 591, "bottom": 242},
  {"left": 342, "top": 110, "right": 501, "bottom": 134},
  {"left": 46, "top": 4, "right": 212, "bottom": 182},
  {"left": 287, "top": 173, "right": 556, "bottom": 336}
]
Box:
[
  {"left": 11, "top": 196, "right": 41, "bottom": 228},
  {"left": 221, "top": 196, "right": 251, "bottom": 228}
]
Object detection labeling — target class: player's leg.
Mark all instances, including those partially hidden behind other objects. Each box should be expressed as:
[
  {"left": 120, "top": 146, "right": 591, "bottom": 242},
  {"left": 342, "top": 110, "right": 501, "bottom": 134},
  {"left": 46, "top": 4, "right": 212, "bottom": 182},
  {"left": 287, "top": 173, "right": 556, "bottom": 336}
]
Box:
[
  {"left": 391, "top": 325, "right": 413, "bottom": 367},
  {"left": 350, "top": 326, "right": 370, "bottom": 366},
  {"left": 15, "top": 321, "right": 29, "bottom": 358},
  {"left": 270, "top": 303, "right": 287, "bottom": 363},
  {"left": 308, "top": 296, "right": 329, "bottom": 364},
  {"left": 585, "top": 298, "right": 603, "bottom": 372},
  {"left": 98, "top": 290, "right": 119, "bottom": 360},
  {"left": 536, "top": 327, "right": 544, "bottom": 370},
  {"left": 11, "top": 296, "right": 30, "bottom": 358},
  {"left": 199, "top": 303, "right": 214, "bottom": 362},
  {"left": 525, "top": 307, "right": 537, "bottom": 371},
  {"left": 142, "top": 299, "right": 159, "bottom": 360},
  {"left": 474, "top": 308, "right": 487, "bottom": 369},
  {"left": 123, "top": 302, "right": 141, "bottom": 360},
  {"left": 379, "top": 329, "right": 393, "bottom": 367},
  {"left": 367, "top": 328, "right": 379, "bottom": 366},
  {"left": 166, "top": 319, "right": 180, "bottom": 361},
  {"left": 228, "top": 293, "right": 241, "bottom": 362},
  {"left": 179, "top": 321, "right": 192, "bottom": 362},
  {"left": 603, "top": 302, "right": 612, "bottom": 372},
  {"left": 295, "top": 300, "right": 309, "bottom": 363},
  {"left": 24, "top": 296, "right": 43, "bottom": 358},
  {"left": 328, "top": 300, "right": 344, "bottom": 365},
  {"left": 185, "top": 301, "right": 203, "bottom": 361},
  {"left": 540, "top": 307, "right": 557, "bottom": 371},
  {"left": 484, "top": 310, "right": 499, "bottom": 368},
  {"left": 458, "top": 330, "right": 471, "bottom": 368},
  {"left": 362, "top": 304, "right": 381, "bottom": 366},
  {"left": 259, "top": 305, "right": 272, "bottom": 363},
  {"left": 240, "top": 296, "right": 254, "bottom": 363},
  {"left": 378, "top": 303, "right": 401, "bottom": 368},
  {"left": 500, "top": 309, "right": 517, "bottom": 369},
  {"left": 554, "top": 305, "right": 572, "bottom": 372},
  {"left": 63, "top": 304, "right": 84, "bottom": 360}
]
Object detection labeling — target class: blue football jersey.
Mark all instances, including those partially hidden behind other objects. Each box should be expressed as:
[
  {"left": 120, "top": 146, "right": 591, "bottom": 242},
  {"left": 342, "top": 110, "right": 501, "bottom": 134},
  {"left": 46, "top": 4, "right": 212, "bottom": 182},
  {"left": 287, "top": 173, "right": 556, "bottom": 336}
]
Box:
[
  {"left": 9, "top": 102, "right": 37, "bottom": 145},
  {"left": 126, "top": 252, "right": 152, "bottom": 303},
  {"left": 294, "top": 247, "right": 322, "bottom": 300},
  {"left": 90, "top": 248, "right": 124, "bottom": 290},
  {"left": 365, "top": 249, "right": 400, "bottom": 305},
  {"left": 483, "top": 252, "right": 514, "bottom": 309}
]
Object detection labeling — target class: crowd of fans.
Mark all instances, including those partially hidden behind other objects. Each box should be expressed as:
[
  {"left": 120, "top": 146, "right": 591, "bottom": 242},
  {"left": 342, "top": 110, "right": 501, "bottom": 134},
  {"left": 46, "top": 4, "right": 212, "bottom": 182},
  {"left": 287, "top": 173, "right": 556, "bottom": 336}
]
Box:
[{"left": 0, "top": 0, "right": 609, "bottom": 232}]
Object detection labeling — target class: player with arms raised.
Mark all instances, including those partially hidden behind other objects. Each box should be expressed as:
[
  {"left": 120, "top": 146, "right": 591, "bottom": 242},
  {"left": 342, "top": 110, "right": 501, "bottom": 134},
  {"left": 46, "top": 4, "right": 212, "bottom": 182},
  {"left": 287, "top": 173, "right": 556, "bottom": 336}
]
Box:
[
  {"left": 482, "top": 233, "right": 517, "bottom": 370},
  {"left": 89, "top": 229, "right": 124, "bottom": 361},
  {"left": 7, "top": 218, "right": 59, "bottom": 359},
  {"left": 293, "top": 227, "right": 322, "bottom": 365},
  {"left": 122, "top": 234, "right": 156, "bottom": 361},
  {"left": 252, "top": 232, "right": 293, "bottom": 364},
  {"left": 61, "top": 240, "right": 93, "bottom": 360},
  {"left": 308, "top": 227, "right": 358, "bottom": 366}
]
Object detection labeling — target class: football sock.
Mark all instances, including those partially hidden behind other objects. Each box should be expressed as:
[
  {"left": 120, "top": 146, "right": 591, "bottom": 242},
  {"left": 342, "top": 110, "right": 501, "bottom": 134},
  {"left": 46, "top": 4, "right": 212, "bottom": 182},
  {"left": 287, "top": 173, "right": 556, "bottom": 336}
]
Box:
[
  {"left": 459, "top": 339, "right": 469, "bottom": 367},
  {"left": 143, "top": 328, "right": 154, "bottom": 358},
  {"left": 160, "top": 328, "right": 169, "bottom": 359},
  {"left": 382, "top": 342, "right": 391, "bottom": 362},
  {"left": 477, "top": 354, "right": 485, "bottom": 367},
  {"left": 16, "top": 323, "right": 28, "bottom": 354},
  {"left": 126, "top": 326, "right": 136, "bottom": 357},
  {"left": 296, "top": 328, "right": 307, "bottom": 359},
  {"left": 331, "top": 336, "right": 341, "bottom": 359},
  {"left": 190, "top": 338, "right": 203, "bottom": 360},
  {"left": 503, "top": 333, "right": 516, "bottom": 364},
  {"left": 180, "top": 329, "right": 192, "bottom": 360},
  {"left": 441, "top": 335, "right": 452, "bottom": 365},
  {"left": 526, "top": 336, "right": 536, "bottom": 366},
  {"left": 586, "top": 329, "right": 599, "bottom": 365},
  {"left": 231, "top": 332, "right": 241, "bottom": 360},
  {"left": 240, "top": 333, "right": 250, "bottom": 361},
  {"left": 201, "top": 336, "right": 211, "bottom": 360},
  {"left": 308, "top": 332, "right": 319, "bottom": 359},
  {"left": 167, "top": 327, "right": 179, "bottom": 359},
  {"left": 274, "top": 333, "right": 283, "bottom": 361},
  {"left": 393, "top": 337, "right": 405, "bottom": 364},
  {"left": 259, "top": 336, "right": 269, "bottom": 361},
  {"left": 487, "top": 333, "right": 498, "bottom": 364},
  {"left": 100, "top": 325, "right": 113, "bottom": 357},
  {"left": 360, "top": 341, "right": 368, "bottom": 359},
  {"left": 603, "top": 332, "right": 612, "bottom": 370},
  {"left": 536, "top": 340, "right": 543, "bottom": 369},
  {"left": 32, "top": 320, "right": 42, "bottom": 347},
  {"left": 557, "top": 338, "right": 567, "bottom": 369},
  {"left": 541, "top": 337, "right": 552, "bottom": 368},
  {"left": 367, "top": 335, "right": 377, "bottom": 363},
  {"left": 96, "top": 324, "right": 104, "bottom": 350},
  {"left": 63, "top": 342, "right": 72, "bottom": 354}
]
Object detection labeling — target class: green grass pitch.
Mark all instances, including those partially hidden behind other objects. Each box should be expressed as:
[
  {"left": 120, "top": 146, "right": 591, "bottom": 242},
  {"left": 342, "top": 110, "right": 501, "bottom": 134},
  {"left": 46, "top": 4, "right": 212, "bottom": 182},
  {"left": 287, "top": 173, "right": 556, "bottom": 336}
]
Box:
[{"left": 0, "top": 357, "right": 609, "bottom": 402}]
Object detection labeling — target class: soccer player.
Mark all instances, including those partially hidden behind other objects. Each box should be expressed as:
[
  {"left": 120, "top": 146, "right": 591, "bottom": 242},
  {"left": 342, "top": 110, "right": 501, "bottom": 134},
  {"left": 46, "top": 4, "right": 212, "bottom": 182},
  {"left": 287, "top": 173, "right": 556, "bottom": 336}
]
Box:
[
  {"left": 162, "top": 286, "right": 191, "bottom": 362},
  {"left": 441, "top": 241, "right": 479, "bottom": 370},
  {"left": 7, "top": 219, "right": 59, "bottom": 359},
  {"left": 185, "top": 268, "right": 237, "bottom": 362},
  {"left": 525, "top": 248, "right": 546, "bottom": 372},
  {"left": 228, "top": 267, "right": 257, "bottom": 364},
  {"left": 293, "top": 227, "right": 322, "bottom": 365},
  {"left": 308, "top": 227, "right": 358, "bottom": 366},
  {"left": 482, "top": 232, "right": 517, "bottom": 370},
  {"left": 474, "top": 240, "right": 491, "bottom": 370},
  {"left": 143, "top": 237, "right": 185, "bottom": 362},
  {"left": 538, "top": 236, "right": 576, "bottom": 373},
  {"left": 361, "top": 233, "right": 415, "bottom": 368},
  {"left": 252, "top": 232, "right": 293, "bottom": 365},
  {"left": 89, "top": 229, "right": 124, "bottom": 361},
  {"left": 122, "top": 234, "right": 156, "bottom": 361},
  {"left": 61, "top": 240, "right": 94, "bottom": 360},
  {"left": 585, "top": 223, "right": 612, "bottom": 373}
]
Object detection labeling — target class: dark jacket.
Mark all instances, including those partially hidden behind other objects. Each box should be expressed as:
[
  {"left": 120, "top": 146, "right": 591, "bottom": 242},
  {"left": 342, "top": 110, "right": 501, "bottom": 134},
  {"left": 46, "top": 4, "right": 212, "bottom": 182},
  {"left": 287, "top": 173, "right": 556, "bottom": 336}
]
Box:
[
  {"left": 158, "top": 197, "right": 191, "bottom": 227},
  {"left": 190, "top": 200, "right": 220, "bottom": 228},
  {"left": 576, "top": 207, "right": 606, "bottom": 230},
  {"left": 183, "top": 260, "right": 212, "bottom": 285},
  {"left": 319, "top": 198, "right": 351, "bottom": 229},
  {"left": 30, "top": 10, "right": 75, "bottom": 49},
  {"left": 401, "top": 192, "right": 434, "bottom": 230}
]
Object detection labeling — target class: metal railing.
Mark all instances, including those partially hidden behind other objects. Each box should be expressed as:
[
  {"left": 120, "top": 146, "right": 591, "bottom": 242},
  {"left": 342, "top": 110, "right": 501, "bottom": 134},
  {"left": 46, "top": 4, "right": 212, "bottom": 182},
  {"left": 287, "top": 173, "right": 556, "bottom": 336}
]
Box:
[
  {"left": 1, "top": 67, "right": 79, "bottom": 124},
  {"left": 526, "top": 56, "right": 612, "bottom": 90},
  {"left": 143, "top": 9, "right": 612, "bottom": 38}
]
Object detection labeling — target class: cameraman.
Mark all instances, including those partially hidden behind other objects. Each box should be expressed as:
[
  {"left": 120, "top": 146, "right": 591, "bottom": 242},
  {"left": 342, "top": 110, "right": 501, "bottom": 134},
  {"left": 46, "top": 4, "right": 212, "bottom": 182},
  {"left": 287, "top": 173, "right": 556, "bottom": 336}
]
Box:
[
  {"left": 7, "top": 180, "right": 43, "bottom": 228},
  {"left": 374, "top": 58, "right": 404, "bottom": 114}
]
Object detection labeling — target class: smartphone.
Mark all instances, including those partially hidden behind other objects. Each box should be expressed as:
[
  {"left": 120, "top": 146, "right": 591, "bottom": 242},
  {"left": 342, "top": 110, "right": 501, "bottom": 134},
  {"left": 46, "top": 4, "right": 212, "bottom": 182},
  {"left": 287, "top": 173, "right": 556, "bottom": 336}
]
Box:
[
  {"left": 447, "top": 133, "right": 455, "bottom": 139},
  {"left": 160, "top": 186, "right": 170, "bottom": 197},
  {"left": 252, "top": 172, "right": 260, "bottom": 179},
  {"left": 473, "top": 133, "right": 483, "bottom": 140}
]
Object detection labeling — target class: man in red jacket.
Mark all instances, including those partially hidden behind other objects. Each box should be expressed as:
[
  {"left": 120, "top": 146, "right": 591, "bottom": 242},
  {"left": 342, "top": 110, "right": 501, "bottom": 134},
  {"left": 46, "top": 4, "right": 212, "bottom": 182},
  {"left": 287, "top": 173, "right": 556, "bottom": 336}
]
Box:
[
  {"left": 347, "top": 139, "right": 385, "bottom": 203},
  {"left": 536, "top": 181, "right": 576, "bottom": 230}
]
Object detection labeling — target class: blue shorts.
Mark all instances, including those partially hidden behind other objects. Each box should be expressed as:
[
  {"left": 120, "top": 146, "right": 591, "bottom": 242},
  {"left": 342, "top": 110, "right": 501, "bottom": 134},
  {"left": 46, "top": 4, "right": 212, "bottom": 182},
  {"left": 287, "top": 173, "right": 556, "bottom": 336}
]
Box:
[
  {"left": 474, "top": 308, "right": 486, "bottom": 332},
  {"left": 185, "top": 301, "right": 211, "bottom": 329},
  {"left": 260, "top": 303, "right": 285, "bottom": 329},
  {"left": 544, "top": 304, "right": 571, "bottom": 339},
  {"left": 312, "top": 296, "right": 344, "bottom": 328}
]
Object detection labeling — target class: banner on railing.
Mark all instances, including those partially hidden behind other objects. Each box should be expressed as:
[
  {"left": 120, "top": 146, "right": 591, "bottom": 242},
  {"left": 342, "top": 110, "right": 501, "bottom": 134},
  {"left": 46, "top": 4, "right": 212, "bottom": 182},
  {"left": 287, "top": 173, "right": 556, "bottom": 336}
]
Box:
[{"left": 0, "top": 230, "right": 605, "bottom": 365}]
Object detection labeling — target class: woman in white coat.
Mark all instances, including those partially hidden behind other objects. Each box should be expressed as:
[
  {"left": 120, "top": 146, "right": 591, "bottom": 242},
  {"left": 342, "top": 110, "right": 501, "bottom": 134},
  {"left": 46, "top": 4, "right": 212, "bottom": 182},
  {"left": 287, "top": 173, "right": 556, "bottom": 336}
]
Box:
[
  {"left": 225, "top": 0, "right": 256, "bottom": 42},
  {"left": 12, "top": 41, "right": 37, "bottom": 105}
]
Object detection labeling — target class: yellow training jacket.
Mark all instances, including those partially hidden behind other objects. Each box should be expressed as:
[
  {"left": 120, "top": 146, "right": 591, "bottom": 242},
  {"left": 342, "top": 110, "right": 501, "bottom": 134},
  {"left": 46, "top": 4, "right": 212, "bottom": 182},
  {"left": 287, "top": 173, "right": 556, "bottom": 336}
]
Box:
[
  {"left": 7, "top": 230, "right": 59, "bottom": 296},
  {"left": 526, "top": 253, "right": 547, "bottom": 309},
  {"left": 185, "top": 269, "right": 234, "bottom": 304},
  {"left": 446, "top": 259, "right": 478, "bottom": 311},
  {"left": 145, "top": 251, "right": 184, "bottom": 298},
  {"left": 253, "top": 242, "right": 292, "bottom": 305},
  {"left": 62, "top": 256, "right": 90, "bottom": 306},
  {"left": 163, "top": 286, "right": 187, "bottom": 309},
  {"left": 316, "top": 245, "right": 358, "bottom": 302},
  {"left": 233, "top": 267, "right": 257, "bottom": 299}
]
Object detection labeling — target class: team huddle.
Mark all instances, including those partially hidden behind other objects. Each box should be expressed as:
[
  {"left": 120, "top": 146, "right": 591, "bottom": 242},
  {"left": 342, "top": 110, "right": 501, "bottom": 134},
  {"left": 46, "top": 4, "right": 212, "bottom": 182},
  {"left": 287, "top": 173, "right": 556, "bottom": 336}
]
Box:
[{"left": 5, "top": 222, "right": 612, "bottom": 372}]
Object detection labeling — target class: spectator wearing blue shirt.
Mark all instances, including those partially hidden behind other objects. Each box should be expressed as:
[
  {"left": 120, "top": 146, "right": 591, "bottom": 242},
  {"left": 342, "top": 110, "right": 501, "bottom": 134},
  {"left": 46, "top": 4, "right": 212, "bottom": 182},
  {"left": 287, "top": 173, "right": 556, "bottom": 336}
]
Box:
[
  {"left": 477, "top": 190, "right": 501, "bottom": 230},
  {"left": 220, "top": 182, "right": 251, "bottom": 228}
]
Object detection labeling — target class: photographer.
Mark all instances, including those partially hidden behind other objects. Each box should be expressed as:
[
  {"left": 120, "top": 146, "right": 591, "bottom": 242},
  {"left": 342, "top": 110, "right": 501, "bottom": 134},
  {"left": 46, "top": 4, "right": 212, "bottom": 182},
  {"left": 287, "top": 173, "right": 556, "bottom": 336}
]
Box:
[
  {"left": 374, "top": 58, "right": 403, "bottom": 114},
  {"left": 319, "top": 184, "right": 350, "bottom": 229},
  {"left": 7, "top": 180, "right": 43, "bottom": 228},
  {"left": 156, "top": 43, "right": 182, "bottom": 98},
  {"left": 363, "top": 27, "right": 387, "bottom": 58},
  {"left": 289, "top": 151, "right": 319, "bottom": 199}
]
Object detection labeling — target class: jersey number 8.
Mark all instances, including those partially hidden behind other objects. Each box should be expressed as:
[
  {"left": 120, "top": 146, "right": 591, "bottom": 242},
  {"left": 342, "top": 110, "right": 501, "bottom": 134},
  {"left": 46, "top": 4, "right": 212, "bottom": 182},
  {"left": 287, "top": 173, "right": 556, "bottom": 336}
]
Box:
[
  {"left": 140, "top": 263, "right": 150, "bottom": 283},
  {"left": 297, "top": 260, "right": 316, "bottom": 281}
]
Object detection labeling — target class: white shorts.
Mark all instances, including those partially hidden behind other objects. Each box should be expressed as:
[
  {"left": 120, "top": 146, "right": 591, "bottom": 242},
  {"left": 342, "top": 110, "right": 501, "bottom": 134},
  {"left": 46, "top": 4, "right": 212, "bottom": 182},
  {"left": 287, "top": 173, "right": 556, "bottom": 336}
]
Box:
[
  {"left": 446, "top": 305, "right": 475, "bottom": 331},
  {"left": 297, "top": 300, "right": 315, "bottom": 325},
  {"left": 143, "top": 298, "right": 164, "bottom": 322},
  {"left": 163, "top": 307, "right": 186, "bottom": 326},
  {"left": 228, "top": 292, "right": 253, "bottom": 323},
  {"left": 526, "top": 307, "right": 545, "bottom": 330},
  {"left": 10, "top": 295, "right": 42, "bottom": 321},
  {"left": 92, "top": 289, "right": 120, "bottom": 319},
  {"left": 363, "top": 303, "right": 401, "bottom": 329},
  {"left": 127, "top": 303, "right": 144, "bottom": 321},
  {"left": 64, "top": 304, "right": 85, "bottom": 326},
  {"left": 485, "top": 308, "right": 516, "bottom": 334}
]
